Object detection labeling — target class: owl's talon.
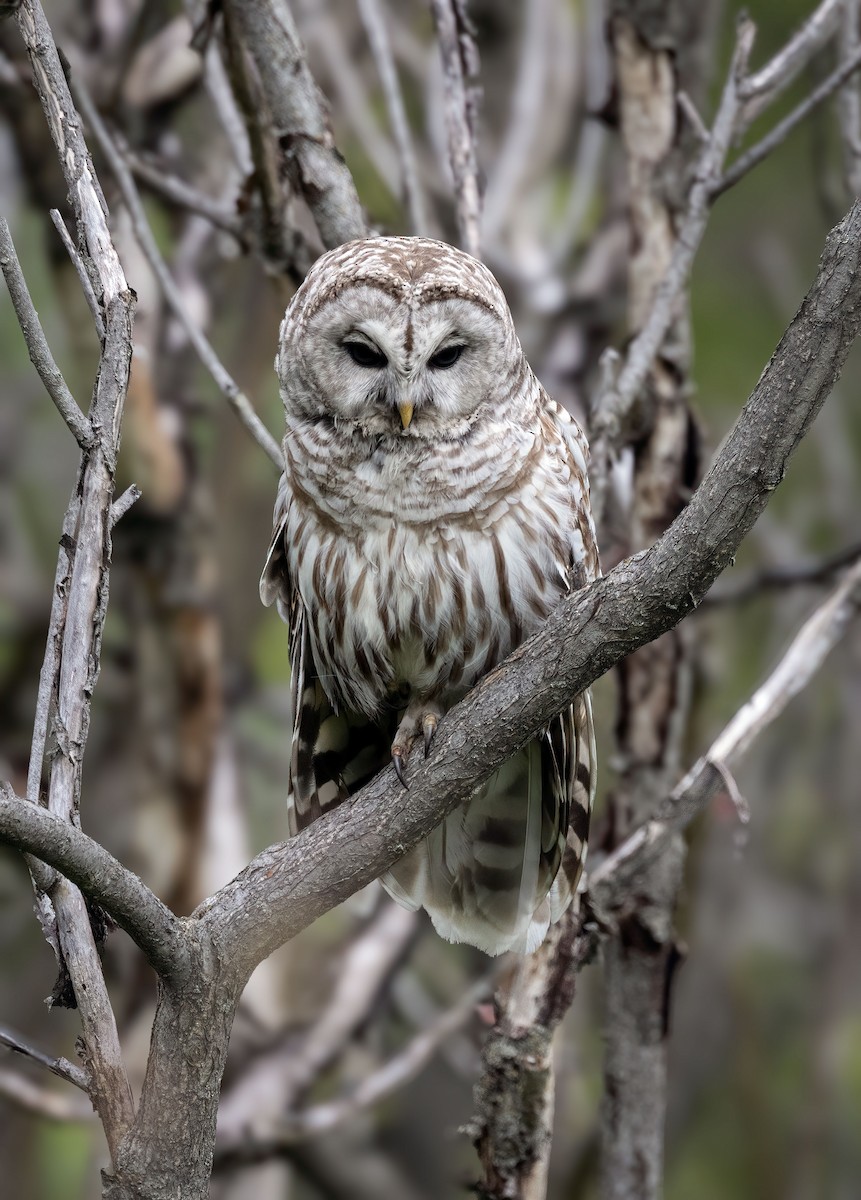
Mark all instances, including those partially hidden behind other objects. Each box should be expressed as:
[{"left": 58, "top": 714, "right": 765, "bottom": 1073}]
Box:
[
  {"left": 423, "top": 714, "right": 438, "bottom": 758},
  {"left": 392, "top": 751, "right": 410, "bottom": 789}
]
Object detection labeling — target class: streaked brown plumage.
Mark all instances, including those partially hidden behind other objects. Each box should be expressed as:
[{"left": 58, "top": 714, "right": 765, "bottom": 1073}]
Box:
[{"left": 261, "top": 236, "right": 599, "bottom": 955}]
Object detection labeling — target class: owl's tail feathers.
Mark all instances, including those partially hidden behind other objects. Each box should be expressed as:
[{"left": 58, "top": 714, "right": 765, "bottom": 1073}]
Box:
[{"left": 382, "top": 693, "right": 596, "bottom": 957}]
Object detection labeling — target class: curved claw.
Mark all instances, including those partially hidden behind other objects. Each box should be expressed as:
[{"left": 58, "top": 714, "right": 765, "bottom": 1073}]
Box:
[
  {"left": 392, "top": 751, "right": 410, "bottom": 790},
  {"left": 423, "top": 714, "right": 438, "bottom": 758}
]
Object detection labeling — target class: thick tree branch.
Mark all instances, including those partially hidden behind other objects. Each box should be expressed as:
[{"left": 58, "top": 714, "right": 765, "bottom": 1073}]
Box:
[
  {"left": 220, "top": 0, "right": 366, "bottom": 249},
  {"left": 0, "top": 792, "right": 191, "bottom": 981},
  {"left": 197, "top": 199, "right": 861, "bottom": 982}
]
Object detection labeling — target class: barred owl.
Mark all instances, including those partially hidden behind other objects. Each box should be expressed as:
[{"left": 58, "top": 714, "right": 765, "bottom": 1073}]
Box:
[{"left": 260, "top": 237, "right": 599, "bottom": 956}]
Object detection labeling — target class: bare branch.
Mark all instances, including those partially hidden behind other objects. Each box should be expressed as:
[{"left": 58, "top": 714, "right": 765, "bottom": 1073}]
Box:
[
  {"left": 429, "top": 0, "right": 482, "bottom": 258},
  {"left": 742, "top": 0, "right": 843, "bottom": 127},
  {"left": 221, "top": 0, "right": 366, "bottom": 248},
  {"left": 197, "top": 198, "right": 861, "bottom": 982},
  {"left": 122, "top": 147, "right": 246, "bottom": 242},
  {"left": 214, "top": 971, "right": 494, "bottom": 1165},
  {"left": 0, "top": 790, "right": 191, "bottom": 980},
  {"left": 0, "top": 217, "right": 94, "bottom": 448},
  {"left": 15, "top": 0, "right": 138, "bottom": 1155},
  {"left": 704, "top": 540, "right": 861, "bottom": 605},
  {"left": 357, "top": 0, "right": 432, "bottom": 235},
  {"left": 590, "top": 556, "right": 861, "bottom": 896},
  {"left": 838, "top": 0, "right": 861, "bottom": 196},
  {"left": 589, "top": 19, "right": 755, "bottom": 520},
  {"left": 49, "top": 209, "right": 106, "bottom": 341},
  {"left": 70, "top": 75, "right": 283, "bottom": 470},
  {"left": 109, "top": 483, "right": 142, "bottom": 528},
  {"left": 0, "top": 1023, "right": 91, "bottom": 1091},
  {"left": 714, "top": 43, "right": 861, "bottom": 199},
  {"left": 217, "top": 901, "right": 417, "bottom": 1140}
]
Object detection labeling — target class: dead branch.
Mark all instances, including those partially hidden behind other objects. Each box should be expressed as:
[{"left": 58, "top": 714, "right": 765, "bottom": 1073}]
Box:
[
  {"left": 589, "top": 556, "right": 861, "bottom": 898},
  {"left": 217, "top": 900, "right": 417, "bottom": 1142},
  {"left": 0, "top": 1022, "right": 91, "bottom": 1091},
  {"left": 357, "top": 0, "right": 431, "bottom": 235},
  {"left": 704, "top": 540, "right": 861, "bottom": 605},
  {"left": 715, "top": 43, "right": 861, "bottom": 198},
  {"left": 741, "top": 0, "right": 843, "bottom": 127},
  {"left": 122, "top": 147, "right": 246, "bottom": 242},
  {"left": 589, "top": 20, "right": 754, "bottom": 521},
  {"left": 14, "top": 0, "right": 138, "bottom": 1156},
  {"left": 429, "top": 0, "right": 482, "bottom": 258},
  {"left": 214, "top": 970, "right": 494, "bottom": 1165},
  {"left": 71, "top": 75, "right": 283, "bottom": 470},
  {"left": 220, "top": 0, "right": 366, "bottom": 249},
  {"left": 838, "top": 0, "right": 861, "bottom": 196},
  {"left": 0, "top": 217, "right": 94, "bottom": 448}
]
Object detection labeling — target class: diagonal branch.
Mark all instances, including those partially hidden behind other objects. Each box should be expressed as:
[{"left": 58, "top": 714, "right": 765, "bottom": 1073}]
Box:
[
  {"left": 0, "top": 790, "right": 191, "bottom": 981},
  {"left": 589, "top": 555, "right": 861, "bottom": 898},
  {"left": 0, "top": 217, "right": 94, "bottom": 448},
  {"left": 0, "top": 1022, "right": 90, "bottom": 1091},
  {"left": 70, "top": 76, "right": 283, "bottom": 470},
  {"left": 196, "top": 198, "right": 861, "bottom": 982}
]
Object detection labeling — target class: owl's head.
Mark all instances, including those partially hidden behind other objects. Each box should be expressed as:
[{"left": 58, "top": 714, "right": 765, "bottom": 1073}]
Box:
[{"left": 277, "top": 237, "right": 524, "bottom": 439}]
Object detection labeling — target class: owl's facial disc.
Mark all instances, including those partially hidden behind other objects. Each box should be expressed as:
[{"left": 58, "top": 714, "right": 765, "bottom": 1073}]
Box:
[{"left": 282, "top": 282, "right": 516, "bottom": 438}]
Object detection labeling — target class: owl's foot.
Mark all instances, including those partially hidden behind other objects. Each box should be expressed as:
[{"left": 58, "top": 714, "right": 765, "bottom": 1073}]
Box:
[{"left": 391, "top": 701, "right": 443, "bottom": 788}]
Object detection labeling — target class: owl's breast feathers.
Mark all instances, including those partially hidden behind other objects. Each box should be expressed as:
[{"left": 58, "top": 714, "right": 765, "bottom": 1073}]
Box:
[{"left": 272, "top": 396, "right": 593, "bottom": 720}]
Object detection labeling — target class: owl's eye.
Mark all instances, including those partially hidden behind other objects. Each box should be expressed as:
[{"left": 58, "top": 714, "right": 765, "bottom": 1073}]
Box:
[
  {"left": 344, "top": 341, "right": 387, "bottom": 368},
  {"left": 428, "top": 344, "right": 465, "bottom": 370}
]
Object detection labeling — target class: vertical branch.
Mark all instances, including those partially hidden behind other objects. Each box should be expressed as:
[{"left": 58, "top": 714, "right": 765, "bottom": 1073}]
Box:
[
  {"left": 597, "top": 10, "right": 751, "bottom": 1200},
  {"left": 429, "top": 0, "right": 482, "bottom": 257},
  {"left": 15, "top": 0, "right": 137, "bottom": 1158},
  {"left": 838, "top": 0, "right": 861, "bottom": 196},
  {"left": 357, "top": 0, "right": 432, "bottom": 236}
]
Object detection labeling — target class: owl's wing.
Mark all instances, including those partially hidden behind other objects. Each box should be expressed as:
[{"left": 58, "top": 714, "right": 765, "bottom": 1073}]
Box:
[
  {"left": 545, "top": 399, "right": 600, "bottom": 912},
  {"left": 260, "top": 476, "right": 390, "bottom": 834}
]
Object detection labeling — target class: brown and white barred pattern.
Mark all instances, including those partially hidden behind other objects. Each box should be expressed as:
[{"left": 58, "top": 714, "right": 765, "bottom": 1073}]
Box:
[{"left": 261, "top": 237, "right": 599, "bottom": 955}]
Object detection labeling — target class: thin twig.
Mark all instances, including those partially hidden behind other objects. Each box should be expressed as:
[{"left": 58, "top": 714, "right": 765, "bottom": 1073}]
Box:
[
  {"left": 357, "top": 0, "right": 431, "bottom": 235},
  {"left": 0, "top": 1023, "right": 91, "bottom": 1091},
  {"left": 71, "top": 75, "right": 283, "bottom": 469},
  {"left": 109, "top": 483, "right": 142, "bottom": 528},
  {"left": 217, "top": 901, "right": 418, "bottom": 1140},
  {"left": 0, "top": 218, "right": 94, "bottom": 449},
  {"left": 49, "top": 209, "right": 105, "bottom": 341},
  {"left": 215, "top": 971, "right": 493, "bottom": 1162},
  {"left": 715, "top": 42, "right": 861, "bottom": 198},
  {"left": 704, "top": 540, "right": 861, "bottom": 605},
  {"left": 741, "top": 0, "right": 843, "bottom": 127},
  {"left": 838, "top": 0, "right": 861, "bottom": 197},
  {"left": 123, "top": 147, "right": 246, "bottom": 241},
  {"left": 429, "top": 0, "right": 482, "bottom": 258},
  {"left": 589, "top": 557, "right": 861, "bottom": 895}
]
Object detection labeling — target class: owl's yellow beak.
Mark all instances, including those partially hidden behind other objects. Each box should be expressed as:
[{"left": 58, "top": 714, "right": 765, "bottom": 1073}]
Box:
[{"left": 398, "top": 402, "right": 414, "bottom": 429}]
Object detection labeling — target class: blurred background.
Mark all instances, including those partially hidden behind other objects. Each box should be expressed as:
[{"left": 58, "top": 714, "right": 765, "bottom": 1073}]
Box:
[{"left": 1, "top": 0, "right": 860, "bottom": 1197}]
